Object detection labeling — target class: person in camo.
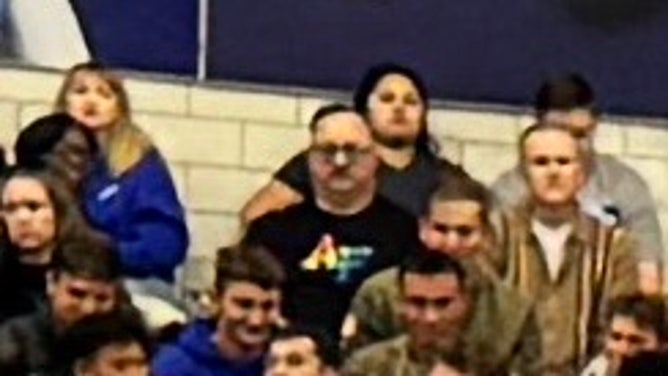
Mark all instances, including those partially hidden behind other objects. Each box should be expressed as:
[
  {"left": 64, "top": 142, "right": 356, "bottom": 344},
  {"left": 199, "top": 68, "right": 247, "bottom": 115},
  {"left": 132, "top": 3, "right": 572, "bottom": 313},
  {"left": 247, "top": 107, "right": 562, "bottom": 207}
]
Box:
[{"left": 345, "top": 169, "right": 539, "bottom": 375}]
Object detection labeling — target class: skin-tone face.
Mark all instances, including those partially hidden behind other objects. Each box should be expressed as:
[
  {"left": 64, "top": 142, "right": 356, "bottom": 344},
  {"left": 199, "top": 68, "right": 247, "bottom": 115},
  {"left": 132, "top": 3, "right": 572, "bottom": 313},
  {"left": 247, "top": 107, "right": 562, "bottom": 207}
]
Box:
[
  {"left": 64, "top": 71, "right": 121, "bottom": 131},
  {"left": 46, "top": 127, "right": 94, "bottom": 189},
  {"left": 542, "top": 108, "right": 597, "bottom": 156},
  {"left": 48, "top": 272, "right": 117, "bottom": 330},
  {"left": 605, "top": 315, "right": 660, "bottom": 372},
  {"left": 76, "top": 342, "right": 149, "bottom": 376},
  {"left": 308, "top": 112, "right": 378, "bottom": 197},
  {"left": 366, "top": 74, "right": 425, "bottom": 148},
  {"left": 2, "top": 176, "right": 56, "bottom": 256},
  {"left": 217, "top": 281, "right": 282, "bottom": 356},
  {"left": 265, "top": 336, "right": 324, "bottom": 376},
  {"left": 420, "top": 200, "right": 484, "bottom": 258},
  {"left": 523, "top": 129, "right": 584, "bottom": 208},
  {"left": 400, "top": 273, "right": 469, "bottom": 353}
]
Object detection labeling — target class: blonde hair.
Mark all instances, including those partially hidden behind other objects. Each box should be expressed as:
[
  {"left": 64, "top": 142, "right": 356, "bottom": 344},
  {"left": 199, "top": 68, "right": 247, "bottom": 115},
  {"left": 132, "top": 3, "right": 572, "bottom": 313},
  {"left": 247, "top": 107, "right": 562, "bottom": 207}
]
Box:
[{"left": 54, "top": 62, "right": 152, "bottom": 176}]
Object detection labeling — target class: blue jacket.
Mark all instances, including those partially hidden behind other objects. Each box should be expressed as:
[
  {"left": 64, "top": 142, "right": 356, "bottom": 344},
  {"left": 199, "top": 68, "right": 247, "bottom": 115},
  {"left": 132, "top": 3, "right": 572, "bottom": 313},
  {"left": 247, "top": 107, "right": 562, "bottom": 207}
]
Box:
[
  {"left": 152, "top": 320, "right": 265, "bottom": 376},
  {"left": 83, "top": 149, "right": 188, "bottom": 282}
]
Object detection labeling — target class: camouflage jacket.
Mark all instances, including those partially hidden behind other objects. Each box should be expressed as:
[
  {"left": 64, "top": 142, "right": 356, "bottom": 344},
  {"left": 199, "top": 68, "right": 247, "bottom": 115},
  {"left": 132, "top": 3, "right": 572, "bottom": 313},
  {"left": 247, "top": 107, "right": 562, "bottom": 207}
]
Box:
[{"left": 347, "top": 257, "right": 541, "bottom": 375}]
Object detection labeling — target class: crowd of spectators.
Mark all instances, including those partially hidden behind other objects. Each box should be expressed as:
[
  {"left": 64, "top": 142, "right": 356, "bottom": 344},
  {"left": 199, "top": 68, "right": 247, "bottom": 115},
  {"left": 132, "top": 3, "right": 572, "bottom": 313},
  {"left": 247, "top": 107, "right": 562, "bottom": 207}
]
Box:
[{"left": 0, "top": 61, "right": 666, "bottom": 376}]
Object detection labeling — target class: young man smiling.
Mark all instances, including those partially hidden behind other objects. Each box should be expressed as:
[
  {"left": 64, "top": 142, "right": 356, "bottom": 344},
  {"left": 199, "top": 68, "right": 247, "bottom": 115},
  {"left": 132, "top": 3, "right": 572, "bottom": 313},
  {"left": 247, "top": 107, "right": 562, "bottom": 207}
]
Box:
[{"left": 152, "top": 244, "right": 285, "bottom": 376}]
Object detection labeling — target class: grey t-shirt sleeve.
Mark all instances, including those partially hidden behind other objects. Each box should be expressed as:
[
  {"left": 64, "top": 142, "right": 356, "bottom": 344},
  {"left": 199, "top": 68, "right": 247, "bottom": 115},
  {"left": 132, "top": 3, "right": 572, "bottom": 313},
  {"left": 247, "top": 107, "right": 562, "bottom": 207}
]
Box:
[
  {"left": 491, "top": 164, "right": 528, "bottom": 210},
  {"left": 612, "top": 169, "right": 664, "bottom": 263}
]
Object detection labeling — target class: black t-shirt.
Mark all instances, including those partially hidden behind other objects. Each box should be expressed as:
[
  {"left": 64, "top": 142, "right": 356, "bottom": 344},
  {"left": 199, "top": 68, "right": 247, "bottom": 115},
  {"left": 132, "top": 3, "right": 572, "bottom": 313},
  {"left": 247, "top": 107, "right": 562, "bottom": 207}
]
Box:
[
  {"left": 274, "top": 150, "right": 459, "bottom": 216},
  {"left": 245, "top": 196, "right": 419, "bottom": 339}
]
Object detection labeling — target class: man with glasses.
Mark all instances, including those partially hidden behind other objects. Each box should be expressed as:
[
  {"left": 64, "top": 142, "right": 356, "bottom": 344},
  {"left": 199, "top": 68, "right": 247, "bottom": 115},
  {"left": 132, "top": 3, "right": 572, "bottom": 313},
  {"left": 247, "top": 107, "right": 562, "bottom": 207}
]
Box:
[
  {"left": 580, "top": 294, "right": 665, "bottom": 376},
  {"left": 245, "top": 103, "right": 419, "bottom": 342},
  {"left": 152, "top": 244, "right": 285, "bottom": 376},
  {"left": 493, "top": 73, "right": 663, "bottom": 294}
]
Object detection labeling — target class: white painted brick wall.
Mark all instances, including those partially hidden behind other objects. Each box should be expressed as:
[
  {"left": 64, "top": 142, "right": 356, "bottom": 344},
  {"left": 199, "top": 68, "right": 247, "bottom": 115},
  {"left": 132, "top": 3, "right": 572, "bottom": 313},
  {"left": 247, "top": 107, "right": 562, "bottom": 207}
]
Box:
[
  {"left": 0, "top": 102, "right": 19, "bottom": 153},
  {"left": 620, "top": 157, "right": 668, "bottom": 211},
  {"left": 462, "top": 142, "right": 518, "bottom": 185},
  {"left": 125, "top": 79, "right": 189, "bottom": 115},
  {"left": 0, "top": 68, "right": 61, "bottom": 102},
  {"left": 18, "top": 103, "right": 53, "bottom": 129},
  {"left": 136, "top": 114, "right": 242, "bottom": 166},
  {"left": 429, "top": 109, "right": 520, "bottom": 143},
  {"left": 625, "top": 124, "right": 668, "bottom": 158},
  {"left": 190, "top": 87, "right": 298, "bottom": 123},
  {"left": 242, "top": 122, "right": 308, "bottom": 169},
  {"left": 187, "top": 167, "right": 270, "bottom": 213},
  {"left": 187, "top": 212, "right": 240, "bottom": 257},
  {"left": 594, "top": 121, "right": 624, "bottom": 155},
  {"left": 297, "top": 95, "right": 346, "bottom": 125}
]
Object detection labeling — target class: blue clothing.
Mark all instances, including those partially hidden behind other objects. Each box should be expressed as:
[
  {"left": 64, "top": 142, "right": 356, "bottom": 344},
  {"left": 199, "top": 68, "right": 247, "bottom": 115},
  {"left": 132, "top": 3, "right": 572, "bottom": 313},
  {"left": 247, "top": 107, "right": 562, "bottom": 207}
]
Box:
[
  {"left": 83, "top": 149, "right": 188, "bottom": 282},
  {"left": 152, "top": 320, "right": 265, "bottom": 376}
]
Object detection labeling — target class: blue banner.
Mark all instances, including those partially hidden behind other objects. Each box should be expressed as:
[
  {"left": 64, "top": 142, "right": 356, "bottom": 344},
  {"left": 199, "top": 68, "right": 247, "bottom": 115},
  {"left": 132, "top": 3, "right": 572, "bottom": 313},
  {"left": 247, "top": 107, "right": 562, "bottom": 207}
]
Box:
[{"left": 206, "top": 0, "right": 668, "bottom": 116}]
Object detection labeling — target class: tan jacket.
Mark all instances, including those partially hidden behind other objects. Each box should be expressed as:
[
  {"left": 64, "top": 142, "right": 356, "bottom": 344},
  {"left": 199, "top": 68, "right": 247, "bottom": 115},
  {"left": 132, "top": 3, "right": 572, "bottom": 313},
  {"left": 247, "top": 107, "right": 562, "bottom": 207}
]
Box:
[{"left": 501, "top": 208, "right": 639, "bottom": 375}]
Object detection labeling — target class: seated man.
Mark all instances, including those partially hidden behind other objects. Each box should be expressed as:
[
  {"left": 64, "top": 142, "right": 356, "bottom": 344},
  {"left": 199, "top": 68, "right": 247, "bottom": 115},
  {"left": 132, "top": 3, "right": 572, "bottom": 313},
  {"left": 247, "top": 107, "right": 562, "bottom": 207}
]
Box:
[
  {"left": 53, "top": 310, "right": 152, "bottom": 376},
  {"left": 343, "top": 250, "right": 538, "bottom": 376},
  {"left": 346, "top": 167, "right": 530, "bottom": 352},
  {"left": 152, "top": 244, "right": 285, "bottom": 376},
  {"left": 502, "top": 124, "right": 639, "bottom": 375},
  {"left": 0, "top": 235, "right": 123, "bottom": 375},
  {"left": 245, "top": 103, "right": 419, "bottom": 341},
  {"left": 265, "top": 325, "right": 341, "bottom": 376},
  {"left": 580, "top": 294, "right": 665, "bottom": 376},
  {"left": 493, "top": 73, "right": 662, "bottom": 293}
]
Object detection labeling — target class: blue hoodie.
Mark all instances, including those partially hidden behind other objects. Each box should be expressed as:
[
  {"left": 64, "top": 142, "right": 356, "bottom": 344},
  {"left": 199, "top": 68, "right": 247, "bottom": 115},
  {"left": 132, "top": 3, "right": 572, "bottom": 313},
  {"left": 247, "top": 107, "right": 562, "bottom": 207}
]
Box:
[
  {"left": 152, "top": 320, "right": 265, "bottom": 376},
  {"left": 83, "top": 149, "right": 188, "bottom": 282}
]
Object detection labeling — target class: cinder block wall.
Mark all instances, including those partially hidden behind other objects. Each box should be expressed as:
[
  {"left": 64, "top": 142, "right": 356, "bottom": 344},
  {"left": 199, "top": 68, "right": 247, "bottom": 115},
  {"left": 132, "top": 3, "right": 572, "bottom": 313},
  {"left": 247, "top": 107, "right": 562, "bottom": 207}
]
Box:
[{"left": 2, "top": 65, "right": 668, "bottom": 260}]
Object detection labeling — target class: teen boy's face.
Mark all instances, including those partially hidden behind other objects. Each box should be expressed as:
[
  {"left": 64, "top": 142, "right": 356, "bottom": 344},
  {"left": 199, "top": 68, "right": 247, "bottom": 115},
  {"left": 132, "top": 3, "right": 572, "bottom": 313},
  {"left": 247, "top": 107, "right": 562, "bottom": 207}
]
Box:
[
  {"left": 420, "top": 200, "right": 484, "bottom": 258},
  {"left": 48, "top": 272, "right": 117, "bottom": 330},
  {"left": 265, "top": 336, "right": 324, "bottom": 376},
  {"left": 605, "top": 315, "right": 660, "bottom": 371},
  {"left": 218, "top": 281, "right": 282, "bottom": 350}
]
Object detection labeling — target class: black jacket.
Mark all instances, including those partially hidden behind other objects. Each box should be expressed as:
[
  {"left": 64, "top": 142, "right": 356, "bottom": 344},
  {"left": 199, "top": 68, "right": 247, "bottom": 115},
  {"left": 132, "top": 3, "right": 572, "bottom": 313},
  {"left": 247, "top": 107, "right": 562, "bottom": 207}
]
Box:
[
  {"left": 0, "top": 247, "right": 49, "bottom": 325},
  {"left": 0, "top": 309, "right": 57, "bottom": 375}
]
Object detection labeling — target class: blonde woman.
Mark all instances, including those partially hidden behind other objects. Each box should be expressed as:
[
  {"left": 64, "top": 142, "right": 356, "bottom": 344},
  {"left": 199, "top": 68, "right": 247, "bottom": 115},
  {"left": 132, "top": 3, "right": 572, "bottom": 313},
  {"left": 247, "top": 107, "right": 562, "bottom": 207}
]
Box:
[{"left": 54, "top": 62, "right": 188, "bottom": 284}]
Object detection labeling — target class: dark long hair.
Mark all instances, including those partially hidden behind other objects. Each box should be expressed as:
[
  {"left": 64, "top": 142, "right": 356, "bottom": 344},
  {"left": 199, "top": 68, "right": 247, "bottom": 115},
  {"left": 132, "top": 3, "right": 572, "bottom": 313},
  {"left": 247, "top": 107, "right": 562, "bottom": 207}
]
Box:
[
  {"left": 353, "top": 63, "right": 439, "bottom": 158},
  {"left": 14, "top": 113, "right": 97, "bottom": 168},
  {"left": 0, "top": 167, "right": 95, "bottom": 255}
]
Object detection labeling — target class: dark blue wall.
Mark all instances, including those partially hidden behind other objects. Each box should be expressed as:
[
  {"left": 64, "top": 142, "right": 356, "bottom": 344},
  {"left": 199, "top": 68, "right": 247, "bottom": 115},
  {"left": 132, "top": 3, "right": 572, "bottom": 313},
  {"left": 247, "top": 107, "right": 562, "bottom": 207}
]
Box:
[
  {"left": 71, "top": 0, "right": 198, "bottom": 76},
  {"left": 206, "top": 0, "right": 668, "bottom": 116}
]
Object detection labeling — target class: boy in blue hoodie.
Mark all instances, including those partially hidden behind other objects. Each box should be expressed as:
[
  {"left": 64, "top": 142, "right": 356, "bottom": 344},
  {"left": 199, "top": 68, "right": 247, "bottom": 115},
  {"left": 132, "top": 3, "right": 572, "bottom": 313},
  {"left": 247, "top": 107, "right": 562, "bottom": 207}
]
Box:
[{"left": 153, "top": 244, "right": 285, "bottom": 376}]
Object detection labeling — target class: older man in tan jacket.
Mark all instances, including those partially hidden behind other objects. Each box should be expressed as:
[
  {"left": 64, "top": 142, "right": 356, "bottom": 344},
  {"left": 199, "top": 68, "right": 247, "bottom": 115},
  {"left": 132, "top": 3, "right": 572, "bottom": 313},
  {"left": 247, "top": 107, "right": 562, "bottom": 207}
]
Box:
[{"left": 500, "top": 124, "right": 639, "bottom": 375}]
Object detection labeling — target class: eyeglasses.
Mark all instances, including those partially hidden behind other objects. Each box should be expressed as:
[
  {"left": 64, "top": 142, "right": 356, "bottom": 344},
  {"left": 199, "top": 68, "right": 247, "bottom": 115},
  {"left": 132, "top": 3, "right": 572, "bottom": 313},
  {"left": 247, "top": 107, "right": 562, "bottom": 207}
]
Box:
[{"left": 309, "top": 143, "right": 373, "bottom": 165}]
